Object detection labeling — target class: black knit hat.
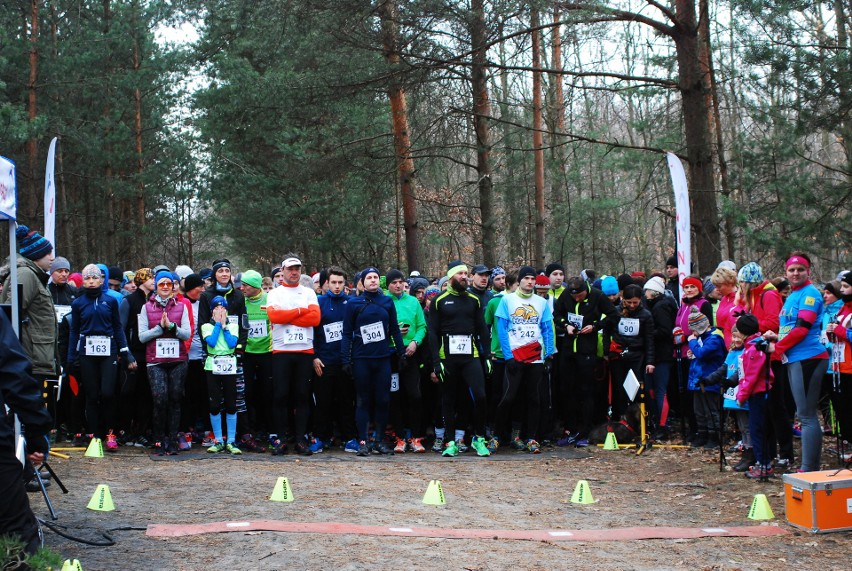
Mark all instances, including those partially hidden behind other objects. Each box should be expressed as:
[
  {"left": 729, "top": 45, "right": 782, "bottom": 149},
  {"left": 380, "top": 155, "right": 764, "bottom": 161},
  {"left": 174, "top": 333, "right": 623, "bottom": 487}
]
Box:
[
  {"left": 666, "top": 256, "right": 677, "bottom": 268},
  {"left": 108, "top": 266, "right": 124, "bottom": 281},
  {"left": 182, "top": 273, "right": 204, "bottom": 291},
  {"left": 518, "top": 266, "right": 536, "bottom": 281},
  {"left": 735, "top": 314, "right": 760, "bottom": 337},
  {"left": 16, "top": 225, "right": 53, "bottom": 261},
  {"left": 617, "top": 273, "right": 634, "bottom": 291},
  {"left": 545, "top": 262, "right": 565, "bottom": 276},
  {"left": 386, "top": 269, "right": 405, "bottom": 284}
]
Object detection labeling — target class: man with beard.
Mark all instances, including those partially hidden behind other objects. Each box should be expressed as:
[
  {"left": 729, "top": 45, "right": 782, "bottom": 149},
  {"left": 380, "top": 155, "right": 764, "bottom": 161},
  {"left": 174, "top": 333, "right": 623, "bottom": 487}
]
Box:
[{"left": 427, "top": 262, "right": 491, "bottom": 457}]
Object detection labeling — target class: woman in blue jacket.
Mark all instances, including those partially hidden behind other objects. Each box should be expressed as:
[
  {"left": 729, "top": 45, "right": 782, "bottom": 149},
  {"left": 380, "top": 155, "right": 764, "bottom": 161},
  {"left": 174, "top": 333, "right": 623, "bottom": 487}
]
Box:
[
  {"left": 68, "top": 264, "right": 135, "bottom": 449},
  {"left": 341, "top": 267, "right": 405, "bottom": 456}
]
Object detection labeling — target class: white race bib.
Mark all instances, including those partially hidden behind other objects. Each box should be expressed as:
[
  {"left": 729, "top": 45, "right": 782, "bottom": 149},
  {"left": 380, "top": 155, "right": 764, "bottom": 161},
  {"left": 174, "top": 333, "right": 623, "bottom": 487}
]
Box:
[
  {"left": 510, "top": 324, "right": 539, "bottom": 343},
  {"left": 212, "top": 355, "right": 237, "bottom": 375},
  {"left": 282, "top": 325, "right": 308, "bottom": 345},
  {"left": 323, "top": 321, "right": 343, "bottom": 343},
  {"left": 618, "top": 318, "right": 640, "bottom": 337},
  {"left": 390, "top": 372, "right": 400, "bottom": 392},
  {"left": 155, "top": 338, "right": 180, "bottom": 359},
  {"left": 565, "top": 313, "right": 583, "bottom": 329},
  {"left": 248, "top": 319, "right": 268, "bottom": 338},
  {"left": 360, "top": 322, "right": 385, "bottom": 344},
  {"left": 723, "top": 386, "right": 737, "bottom": 401},
  {"left": 227, "top": 315, "right": 238, "bottom": 326},
  {"left": 85, "top": 336, "right": 111, "bottom": 356},
  {"left": 448, "top": 335, "right": 472, "bottom": 355},
  {"left": 834, "top": 340, "right": 846, "bottom": 364},
  {"left": 54, "top": 305, "right": 72, "bottom": 323}
]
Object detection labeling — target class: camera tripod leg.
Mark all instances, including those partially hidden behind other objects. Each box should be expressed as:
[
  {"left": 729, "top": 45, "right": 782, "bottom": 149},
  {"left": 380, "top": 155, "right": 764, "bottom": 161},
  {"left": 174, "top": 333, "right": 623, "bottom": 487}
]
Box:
[
  {"left": 40, "top": 461, "right": 68, "bottom": 494},
  {"left": 30, "top": 465, "right": 58, "bottom": 520}
]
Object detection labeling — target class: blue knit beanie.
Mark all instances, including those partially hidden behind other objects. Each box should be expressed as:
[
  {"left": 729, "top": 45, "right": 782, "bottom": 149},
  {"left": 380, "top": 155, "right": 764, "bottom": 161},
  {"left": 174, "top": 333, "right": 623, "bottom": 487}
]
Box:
[{"left": 16, "top": 225, "right": 53, "bottom": 261}]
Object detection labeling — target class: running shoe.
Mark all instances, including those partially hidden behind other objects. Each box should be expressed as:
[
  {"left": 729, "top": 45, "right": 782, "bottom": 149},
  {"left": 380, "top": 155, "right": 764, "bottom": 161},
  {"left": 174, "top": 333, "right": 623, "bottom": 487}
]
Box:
[
  {"left": 409, "top": 437, "right": 426, "bottom": 453},
  {"left": 183, "top": 431, "right": 194, "bottom": 447},
  {"left": 394, "top": 438, "right": 407, "bottom": 454},
  {"left": 240, "top": 434, "right": 266, "bottom": 453},
  {"left": 471, "top": 436, "right": 490, "bottom": 457},
  {"left": 226, "top": 442, "right": 242, "bottom": 455},
  {"left": 745, "top": 464, "right": 774, "bottom": 479},
  {"left": 486, "top": 436, "right": 500, "bottom": 454},
  {"left": 357, "top": 440, "right": 370, "bottom": 456},
  {"left": 294, "top": 439, "right": 313, "bottom": 456},
  {"left": 525, "top": 439, "right": 541, "bottom": 454},
  {"left": 105, "top": 430, "right": 118, "bottom": 452},
  {"left": 457, "top": 440, "right": 469, "bottom": 453},
  {"left": 574, "top": 438, "right": 589, "bottom": 448},
  {"left": 308, "top": 437, "right": 325, "bottom": 454},
  {"left": 432, "top": 437, "right": 444, "bottom": 453},
  {"left": 792, "top": 422, "right": 802, "bottom": 438},
  {"left": 177, "top": 432, "right": 191, "bottom": 451},
  {"left": 373, "top": 441, "right": 394, "bottom": 455},
  {"left": 344, "top": 438, "right": 360, "bottom": 453},
  {"left": 510, "top": 436, "right": 526, "bottom": 450},
  {"left": 202, "top": 431, "right": 216, "bottom": 447},
  {"left": 116, "top": 430, "right": 130, "bottom": 446},
  {"left": 134, "top": 435, "right": 151, "bottom": 448},
  {"left": 207, "top": 442, "right": 225, "bottom": 453},
  {"left": 442, "top": 440, "right": 459, "bottom": 457},
  {"left": 270, "top": 439, "right": 288, "bottom": 456},
  {"left": 556, "top": 432, "right": 576, "bottom": 447},
  {"left": 153, "top": 440, "right": 168, "bottom": 456}
]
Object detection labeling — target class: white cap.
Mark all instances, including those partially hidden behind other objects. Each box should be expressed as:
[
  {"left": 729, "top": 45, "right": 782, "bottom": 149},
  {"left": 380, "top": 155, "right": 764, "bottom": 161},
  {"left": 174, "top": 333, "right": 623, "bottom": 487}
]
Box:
[
  {"left": 282, "top": 257, "right": 302, "bottom": 268},
  {"left": 175, "top": 265, "right": 193, "bottom": 279},
  {"left": 409, "top": 270, "right": 420, "bottom": 277},
  {"left": 644, "top": 276, "right": 666, "bottom": 294}
]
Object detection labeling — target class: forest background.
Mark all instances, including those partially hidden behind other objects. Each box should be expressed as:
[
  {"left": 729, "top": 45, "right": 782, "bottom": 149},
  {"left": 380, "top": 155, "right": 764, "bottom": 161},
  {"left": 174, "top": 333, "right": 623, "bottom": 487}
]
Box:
[{"left": 1, "top": 0, "right": 849, "bottom": 281}]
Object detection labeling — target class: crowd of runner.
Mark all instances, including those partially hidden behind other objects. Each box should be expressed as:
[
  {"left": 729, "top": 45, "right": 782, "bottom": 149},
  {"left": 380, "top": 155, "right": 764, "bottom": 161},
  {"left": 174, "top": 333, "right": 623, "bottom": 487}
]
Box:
[{"left": 3, "top": 224, "right": 851, "bottom": 480}]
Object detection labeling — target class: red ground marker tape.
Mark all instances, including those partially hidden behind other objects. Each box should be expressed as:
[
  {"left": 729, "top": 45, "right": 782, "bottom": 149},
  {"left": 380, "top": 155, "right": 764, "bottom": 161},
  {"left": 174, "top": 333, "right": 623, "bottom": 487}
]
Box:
[{"left": 146, "top": 520, "right": 786, "bottom": 542}]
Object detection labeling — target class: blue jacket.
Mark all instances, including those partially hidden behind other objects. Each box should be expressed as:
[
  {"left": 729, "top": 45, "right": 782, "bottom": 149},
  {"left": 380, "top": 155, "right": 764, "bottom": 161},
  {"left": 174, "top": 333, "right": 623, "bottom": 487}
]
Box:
[
  {"left": 68, "top": 289, "right": 128, "bottom": 362},
  {"left": 96, "top": 263, "right": 124, "bottom": 305},
  {"left": 687, "top": 328, "right": 727, "bottom": 392},
  {"left": 314, "top": 290, "right": 349, "bottom": 365},
  {"left": 341, "top": 290, "right": 404, "bottom": 363}
]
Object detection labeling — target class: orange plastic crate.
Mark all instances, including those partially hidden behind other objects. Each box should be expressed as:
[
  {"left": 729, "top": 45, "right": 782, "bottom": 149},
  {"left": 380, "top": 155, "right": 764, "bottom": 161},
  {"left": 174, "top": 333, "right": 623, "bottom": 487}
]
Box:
[{"left": 783, "top": 469, "right": 852, "bottom": 533}]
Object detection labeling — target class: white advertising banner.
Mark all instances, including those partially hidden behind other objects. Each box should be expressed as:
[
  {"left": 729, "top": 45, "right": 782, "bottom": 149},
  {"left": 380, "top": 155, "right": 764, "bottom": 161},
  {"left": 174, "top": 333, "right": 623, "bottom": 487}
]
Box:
[{"left": 667, "top": 152, "right": 690, "bottom": 299}]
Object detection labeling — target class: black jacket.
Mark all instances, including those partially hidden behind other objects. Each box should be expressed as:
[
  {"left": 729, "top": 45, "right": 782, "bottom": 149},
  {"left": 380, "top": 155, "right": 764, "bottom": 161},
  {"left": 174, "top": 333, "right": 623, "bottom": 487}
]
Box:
[
  {"left": 197, "top": 284, "right": 247, "bottom": 353},
  {"left": 0, "top": 310, "right": 53, "bottom": 453},
  {"left": 553, "top": 286, "right": 617, "bottom": 355},
  {"left": 604, "top": 303, "right": 656, "bottom": 365},
  {"left": 647, "top": 293, "right": 678, "bottom": 363}
]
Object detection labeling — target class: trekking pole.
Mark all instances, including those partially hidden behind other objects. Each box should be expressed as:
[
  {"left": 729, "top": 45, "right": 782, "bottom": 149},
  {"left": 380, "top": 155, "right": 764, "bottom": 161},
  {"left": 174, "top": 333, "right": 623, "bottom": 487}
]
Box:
[{"left": 761, "top": 342, "right": 772, "bottom": 482}]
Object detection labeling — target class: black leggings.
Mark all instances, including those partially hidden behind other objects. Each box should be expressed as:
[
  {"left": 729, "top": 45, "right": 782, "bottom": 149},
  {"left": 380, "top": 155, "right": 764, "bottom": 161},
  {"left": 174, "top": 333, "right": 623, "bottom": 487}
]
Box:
[
  {"left": 271, "top": 352, "right": 313, "bottom": 440},
  {"left": 312, "top": 363, "right": 356, "bottom": 441},
  {"left": 148, "top": 361, "right": 188, "bottom": 440},
  {"left": 389, "top": 355, "right": 424, "bottom": 437},
  {"left": 240, "top": 352, "right": 273, "bottom": 436},
  {"left": 496, "top": 361, "right": 542, "bottom": 441},
  {"left": 206, "top": 371, "right": 237, "bottom": 415},
  {"left": 80, "top": 354, "right": 118, "bottom": 438},
  {"left": 441, "top": 358, "right": 487, "bottom": 438}
]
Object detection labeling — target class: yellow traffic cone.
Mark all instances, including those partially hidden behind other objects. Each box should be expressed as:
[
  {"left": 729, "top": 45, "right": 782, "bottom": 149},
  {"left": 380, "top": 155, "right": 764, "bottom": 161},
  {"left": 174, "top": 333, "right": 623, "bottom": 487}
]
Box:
[
  {"left": 603, "top": 432, "right": 619, "bottom": 450},
  {"left": 422, "top": 480, "right": 446, "bottom": 505},
  {"left": 570, "top": 480, "right": 595, "bottom": 504},
  {"left": 61, "top": 559, "right": 84, "bottom": 571},
  {"left": 84, "top": 438, "right": 103, "bottom": 458},
  {"left": 87, "top": 484, "right": 115, "bottom": 512},
  {"left": 270, "top": 477, "right": 294, "bottom": 502},
  {"left": 747, "top": 493, "right": 774, "bottom": 520}
]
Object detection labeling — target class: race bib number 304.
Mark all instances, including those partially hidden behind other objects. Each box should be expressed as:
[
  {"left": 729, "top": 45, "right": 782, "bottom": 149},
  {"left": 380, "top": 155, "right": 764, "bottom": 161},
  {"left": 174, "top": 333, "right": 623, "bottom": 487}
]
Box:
[
  {"left": 360, "top": 322, "right": 385, "bottom": 344},
  {"left": 85, "top": 336, "right": 111, "bottom": 356}
]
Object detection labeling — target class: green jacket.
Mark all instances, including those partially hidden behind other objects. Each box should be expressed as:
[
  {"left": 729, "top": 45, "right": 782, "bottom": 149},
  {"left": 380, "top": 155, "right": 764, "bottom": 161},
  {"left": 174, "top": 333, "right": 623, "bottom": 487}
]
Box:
[
  {"left": 484, "top": 292, "right": 504, "bottom": 359},
  {"left": 244, "top": 292, "right": 271, "bottom": 354},
  {"left": 1, "top": 255, "right": 59, "bottom": 377},
  {"left": 390, "top": 292, "right": 426, "bottom": 347}
]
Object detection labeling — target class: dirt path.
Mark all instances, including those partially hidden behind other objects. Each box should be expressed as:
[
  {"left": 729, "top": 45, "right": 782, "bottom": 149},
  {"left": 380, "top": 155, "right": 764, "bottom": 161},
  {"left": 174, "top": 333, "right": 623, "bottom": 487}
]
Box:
[{"left": 37, "top": 444, "right": 852, "bottom": 570}]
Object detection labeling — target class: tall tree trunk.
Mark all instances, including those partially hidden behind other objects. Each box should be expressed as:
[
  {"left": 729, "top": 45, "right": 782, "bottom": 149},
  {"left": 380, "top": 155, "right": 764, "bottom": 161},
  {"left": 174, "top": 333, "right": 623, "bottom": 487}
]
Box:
[
  {"left": 102, "top": 0, "right": 116, "bottom": 263},
  {"left": 531, "top": 7, "right": 546, "bottom": 268},
  {"left": 549, "top": 9, "right": 567, "bottom": 215},
  {"left": 674, "top": 0, "right": 721, "bottom": 274},
  {"left": 470, "top": 0, "right": 495, "bottom": 268},
  {"left": 132, "top": 1, "right": 147, "bottom": 264},
  {"left": 378, "top": 0, "right": 420, "bottom": 272},
  {"left": 25, "top": 0, "right": 39, "bottom": 223},
  {"left": 497, "top": 28, "right": 522, "bottom": 262}
]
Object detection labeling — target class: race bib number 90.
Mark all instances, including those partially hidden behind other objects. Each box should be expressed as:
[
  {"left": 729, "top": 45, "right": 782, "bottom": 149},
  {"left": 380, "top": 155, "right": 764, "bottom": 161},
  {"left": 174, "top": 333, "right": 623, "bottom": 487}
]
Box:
[
  {"left": 360, "top": 322, "right": 385, "bottom": 344},
  {"left": 618, "top": 318, "right": 639, "bottom": 337},
  {"left": 85, "top": 336, "right": 111, "bottom": 356}
]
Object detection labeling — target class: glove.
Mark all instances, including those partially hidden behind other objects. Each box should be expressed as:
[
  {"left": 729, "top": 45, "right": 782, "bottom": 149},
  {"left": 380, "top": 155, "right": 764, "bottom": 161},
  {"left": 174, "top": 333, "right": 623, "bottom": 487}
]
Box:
[
  {"left": 484, "top": 358, "right": 493, "bottom": 377},
  {"left": 342, "top": 363, "right": 353, "bottom": 378},
  {"left": 543, "top": 357, "right": 553, "bottom": 375},
  {"left": 433, "top": 363, "right": 446, "bottom": 383},
  {"left": 397, "top": 354, "right": 407, "bottom": 371},
  {"left": 27, "top": 433, "right": 50, "bottom": 456}
]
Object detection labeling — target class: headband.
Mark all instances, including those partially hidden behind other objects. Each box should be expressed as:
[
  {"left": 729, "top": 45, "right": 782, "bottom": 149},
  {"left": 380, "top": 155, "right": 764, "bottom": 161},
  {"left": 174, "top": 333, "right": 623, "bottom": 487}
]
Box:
[
  {"left": 447, "top": 264, "right": 469, "bottom": 280},
  {"left": 786, "top": 256, "right": 810, "bottom": 269}
]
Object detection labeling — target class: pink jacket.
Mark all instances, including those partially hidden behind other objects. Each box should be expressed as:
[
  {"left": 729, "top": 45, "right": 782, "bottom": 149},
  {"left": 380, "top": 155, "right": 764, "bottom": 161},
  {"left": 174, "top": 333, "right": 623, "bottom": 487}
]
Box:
[{"left": 736, "top": 334, "right": 774, "bottom": 402}]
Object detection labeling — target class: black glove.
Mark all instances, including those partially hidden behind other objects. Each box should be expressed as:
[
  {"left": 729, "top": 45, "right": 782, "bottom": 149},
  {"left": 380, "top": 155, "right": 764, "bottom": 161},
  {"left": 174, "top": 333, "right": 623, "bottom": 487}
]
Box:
[
  {"left": 433, "top": 363, "right": 446, "bottom": 383},
  {"left": 505, "top": 358, "right": 520, "bottom": 375},
  {"left": 26, "top": 433, "right": 50, "bottom": 456},
  {"left": 543, "top": 357, "right": 553, "bottom": 375},
  {"left": 397, "top": 354, "right": 407, "bottom": 371}
]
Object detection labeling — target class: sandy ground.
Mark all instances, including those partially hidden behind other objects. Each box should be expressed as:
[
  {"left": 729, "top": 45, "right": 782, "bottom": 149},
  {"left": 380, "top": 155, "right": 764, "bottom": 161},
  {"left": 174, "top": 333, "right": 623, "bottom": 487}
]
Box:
[{"left": 33, "top": 443, "right": 852, "bottom": 571}]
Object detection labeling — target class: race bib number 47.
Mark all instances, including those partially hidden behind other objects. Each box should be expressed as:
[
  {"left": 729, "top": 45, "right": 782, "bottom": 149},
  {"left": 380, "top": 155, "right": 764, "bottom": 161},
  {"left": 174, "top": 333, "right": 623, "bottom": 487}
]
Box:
[{"left": 448, "top": 335, "right": 472, "bottom": 355}]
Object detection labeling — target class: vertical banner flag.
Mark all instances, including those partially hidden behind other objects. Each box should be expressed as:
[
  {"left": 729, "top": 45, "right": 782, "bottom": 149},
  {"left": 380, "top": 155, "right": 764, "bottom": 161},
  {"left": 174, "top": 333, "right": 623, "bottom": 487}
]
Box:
[
  {"left": 44, "top": 137, "right": 58, "bottom": 246},
  {"left": 667, "top": 152, "right": 690, "bottom": 300},
  {"left": 0, "top": 155, "right": 15, "bottom": 221}
]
